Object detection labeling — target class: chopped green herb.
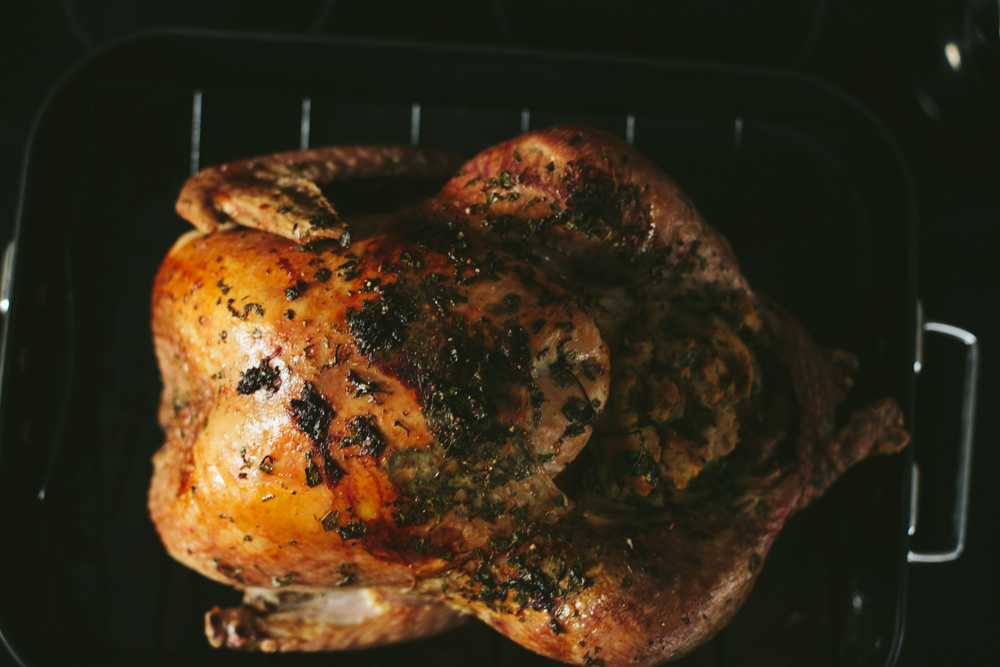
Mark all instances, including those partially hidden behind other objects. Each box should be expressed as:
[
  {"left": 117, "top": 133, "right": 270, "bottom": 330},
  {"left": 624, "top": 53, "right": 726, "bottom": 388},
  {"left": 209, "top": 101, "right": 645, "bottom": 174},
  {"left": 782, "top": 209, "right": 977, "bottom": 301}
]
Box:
[
  {"left": 285, "top": 280, "right": 308, "bottom": 301},
  {"left": 320, "top": 510, "right": 339, "bottom": 532},
  {"left": 305, "top": 460, "right": 322, "bottom": 487},
  {"left": 272, "top": 573, "right": 296, "bottom": 588},
  {"left": 214, "top": 558, "right": 243, "bottom": 583},
  {"left": 337, "top": 520, "right": 369, "bottom": 541},
  {"left": 348, "top": 370, "right": 390, "bottom": 399}
]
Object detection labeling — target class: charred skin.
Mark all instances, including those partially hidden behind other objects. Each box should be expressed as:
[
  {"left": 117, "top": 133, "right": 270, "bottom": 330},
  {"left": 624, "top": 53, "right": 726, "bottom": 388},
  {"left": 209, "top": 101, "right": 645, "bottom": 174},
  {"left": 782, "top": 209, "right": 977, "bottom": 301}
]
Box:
[{"left": 149, "top": 126, "right": 909, "bottom": 664}]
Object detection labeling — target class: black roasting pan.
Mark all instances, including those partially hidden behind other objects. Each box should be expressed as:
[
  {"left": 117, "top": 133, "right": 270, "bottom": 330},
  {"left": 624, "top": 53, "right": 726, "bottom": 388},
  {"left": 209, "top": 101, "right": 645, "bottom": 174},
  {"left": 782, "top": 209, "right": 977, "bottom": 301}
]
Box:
[{"left": 0, "top": 30, "right": 943, "bottom": 667}]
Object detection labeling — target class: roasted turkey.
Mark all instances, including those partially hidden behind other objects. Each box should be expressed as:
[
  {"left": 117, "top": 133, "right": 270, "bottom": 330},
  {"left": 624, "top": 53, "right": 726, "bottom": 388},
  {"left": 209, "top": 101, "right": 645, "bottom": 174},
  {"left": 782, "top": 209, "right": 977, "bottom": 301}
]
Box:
[{"left": 149, "top": 125, "right": 909, "bottom": 665}]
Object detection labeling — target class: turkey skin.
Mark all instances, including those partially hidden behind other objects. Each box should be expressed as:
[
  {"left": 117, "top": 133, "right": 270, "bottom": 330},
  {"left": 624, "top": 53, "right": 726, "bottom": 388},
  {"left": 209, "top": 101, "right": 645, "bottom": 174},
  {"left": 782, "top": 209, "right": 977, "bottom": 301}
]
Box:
[{"left": 150, "top": 125, "right": 908, "bottom": 665}]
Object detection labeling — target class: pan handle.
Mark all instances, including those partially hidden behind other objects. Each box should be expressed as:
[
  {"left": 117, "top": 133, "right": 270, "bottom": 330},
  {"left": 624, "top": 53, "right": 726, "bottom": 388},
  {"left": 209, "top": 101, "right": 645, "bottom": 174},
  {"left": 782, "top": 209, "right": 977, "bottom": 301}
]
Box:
[
  {"left": 907, "top": 321, "right": 980, "bottom": 563},
  {"left": 0, "top": 240, "right": 15, "bottom": 314}
]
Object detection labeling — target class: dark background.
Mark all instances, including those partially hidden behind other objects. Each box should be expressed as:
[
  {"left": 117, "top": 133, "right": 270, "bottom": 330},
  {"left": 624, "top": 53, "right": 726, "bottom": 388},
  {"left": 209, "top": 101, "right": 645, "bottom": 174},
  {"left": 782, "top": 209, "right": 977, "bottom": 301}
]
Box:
[{"left": 1, "top": 1, "right": 996, "bottom": 665}]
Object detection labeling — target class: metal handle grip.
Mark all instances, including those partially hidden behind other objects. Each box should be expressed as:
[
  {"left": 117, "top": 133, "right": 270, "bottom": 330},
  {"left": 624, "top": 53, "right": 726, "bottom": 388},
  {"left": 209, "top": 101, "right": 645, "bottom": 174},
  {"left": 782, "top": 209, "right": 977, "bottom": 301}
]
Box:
[
  {"left": 0, "top": 240, "right": 15, "bottom": 315},
  {"left": 907, "top": 321, "right": 979, "bottom": 563}
]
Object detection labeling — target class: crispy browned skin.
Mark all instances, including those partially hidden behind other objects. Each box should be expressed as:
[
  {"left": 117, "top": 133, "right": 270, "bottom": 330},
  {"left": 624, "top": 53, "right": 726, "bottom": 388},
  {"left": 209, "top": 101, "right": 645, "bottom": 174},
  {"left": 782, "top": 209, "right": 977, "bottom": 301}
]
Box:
[{"left": 150, "top": 126, "right": 909, "bottom": 665}]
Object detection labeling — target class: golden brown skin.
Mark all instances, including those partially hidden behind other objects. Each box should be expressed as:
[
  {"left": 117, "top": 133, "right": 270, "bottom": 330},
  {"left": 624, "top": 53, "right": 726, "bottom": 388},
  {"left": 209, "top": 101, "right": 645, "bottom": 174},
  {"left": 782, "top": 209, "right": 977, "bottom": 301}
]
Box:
[
  {"left": 150, "top": 227, "right": 608, "bottom": 584},
  {"left": 150, "top": 126, "right": 909, "bottom": 665}
]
